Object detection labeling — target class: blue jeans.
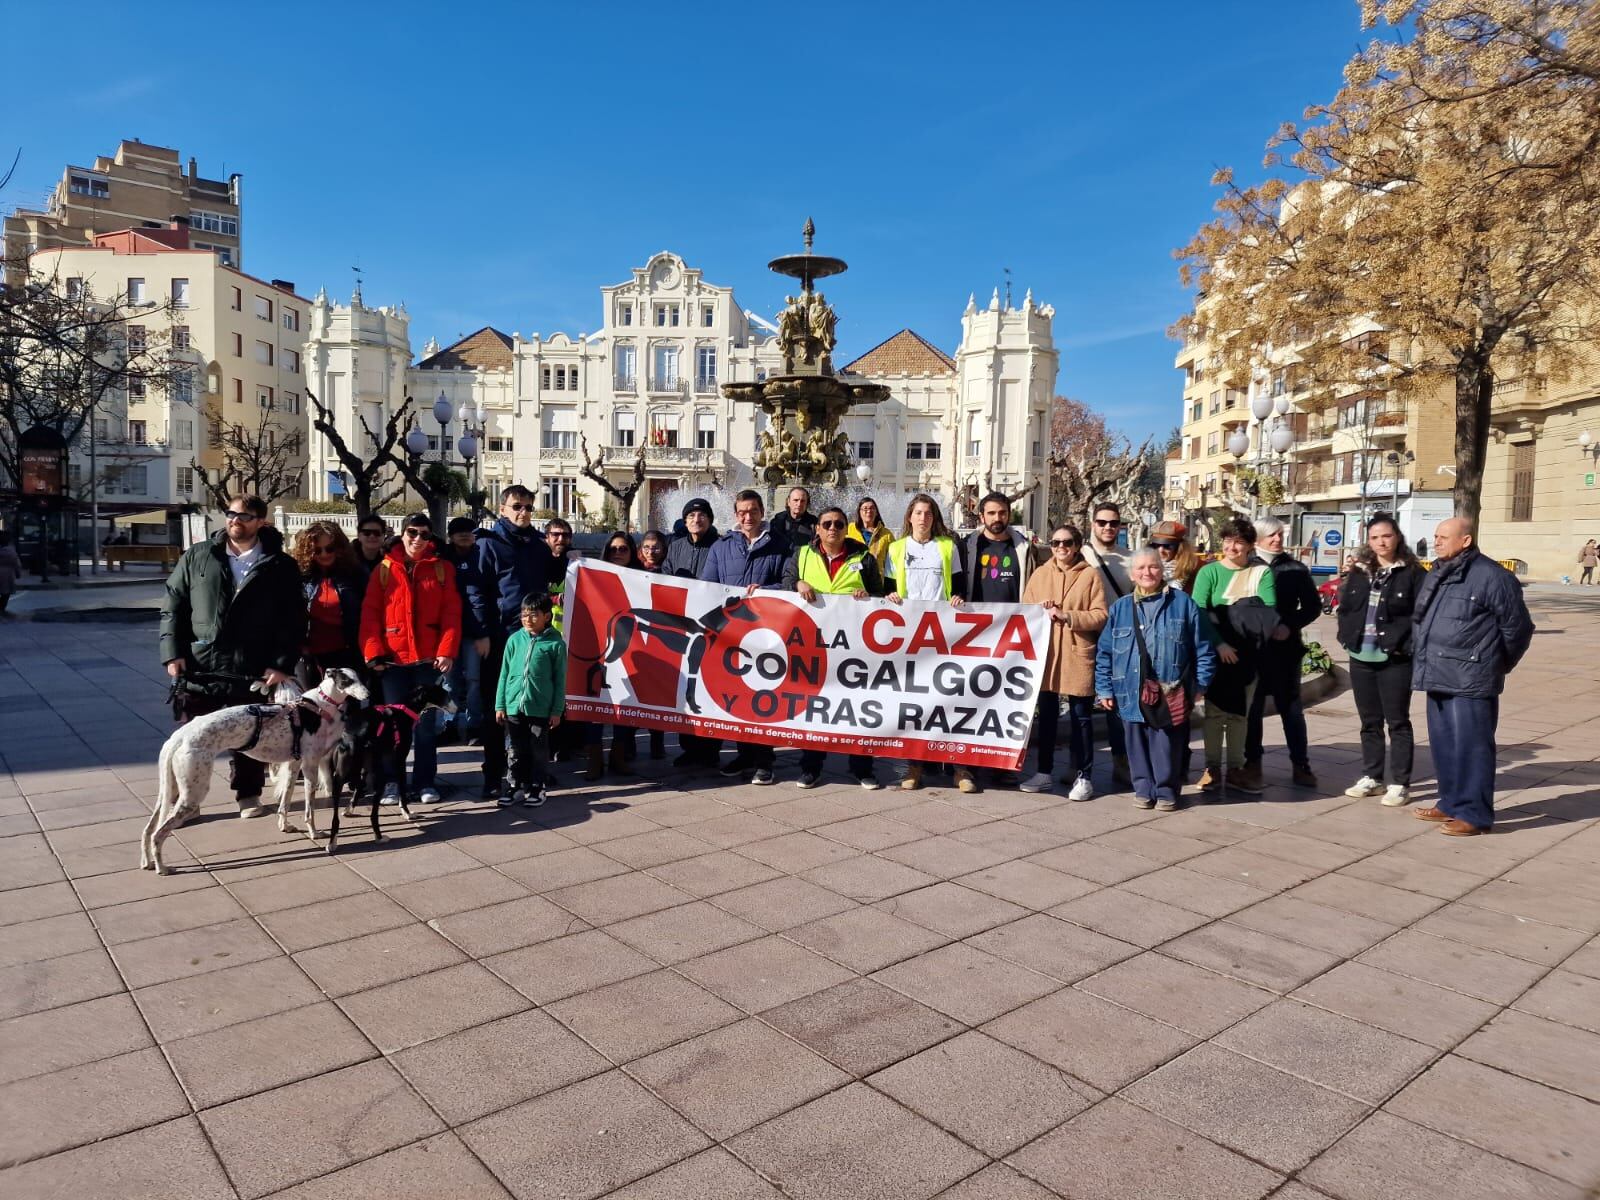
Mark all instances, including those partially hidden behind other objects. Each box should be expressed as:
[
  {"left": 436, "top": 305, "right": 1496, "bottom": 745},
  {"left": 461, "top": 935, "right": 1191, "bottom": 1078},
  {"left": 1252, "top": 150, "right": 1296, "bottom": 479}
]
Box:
[
  {"left": 1033, "top": 692, "right": 1094, "bottom": 780},
  {"left": 380, "top": 662, "right": 442, "bottom": 790},
  {"left": 1426, "top": 693, "right": 1499, "bottom": 829},
  {"left": 445, "top": 638, "right": 483, "bottom": 737}
]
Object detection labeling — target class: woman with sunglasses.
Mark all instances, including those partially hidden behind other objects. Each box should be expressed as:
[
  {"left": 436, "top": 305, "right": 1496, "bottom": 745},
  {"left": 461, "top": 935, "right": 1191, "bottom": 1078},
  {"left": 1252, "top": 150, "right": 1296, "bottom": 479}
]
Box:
[
  {"left": 1148, "top": 521, "right": 1201, "bottom": 593},
  {"left": 589, "top": 530, "right": 646, "bottom": 777},
  {"left": 291, "top": 521, "right": 366, "bottom": 687},
  {"left": 1020, "top": 524, "right": 1108, "bottom": 798}
]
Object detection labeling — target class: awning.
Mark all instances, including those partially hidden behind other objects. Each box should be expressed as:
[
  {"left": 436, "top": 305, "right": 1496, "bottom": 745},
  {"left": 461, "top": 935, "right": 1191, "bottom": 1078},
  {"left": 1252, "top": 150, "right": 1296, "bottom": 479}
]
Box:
[{"left": 110, "top": 509, "right": 173, "bottom": 526}]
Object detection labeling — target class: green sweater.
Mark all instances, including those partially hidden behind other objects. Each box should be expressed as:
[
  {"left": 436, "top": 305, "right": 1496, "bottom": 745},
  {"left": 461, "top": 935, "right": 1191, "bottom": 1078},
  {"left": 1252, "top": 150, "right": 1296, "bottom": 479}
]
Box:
[
  {"left": 495, "top": 626, "right": 567, "bottom": 718},
  {"left": 1191, "top": 559, "right": 1277, "bottom": 646}
]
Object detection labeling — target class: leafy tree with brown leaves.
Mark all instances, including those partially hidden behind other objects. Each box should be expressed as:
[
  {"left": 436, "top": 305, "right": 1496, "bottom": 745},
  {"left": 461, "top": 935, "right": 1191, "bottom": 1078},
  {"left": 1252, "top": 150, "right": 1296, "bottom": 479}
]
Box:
[
  {"left": 1179, "top": 0, "right": 1600, "bottom": 523},
  {"left": 1047, "top": 395, "right": 1158, "bottom": 527}
]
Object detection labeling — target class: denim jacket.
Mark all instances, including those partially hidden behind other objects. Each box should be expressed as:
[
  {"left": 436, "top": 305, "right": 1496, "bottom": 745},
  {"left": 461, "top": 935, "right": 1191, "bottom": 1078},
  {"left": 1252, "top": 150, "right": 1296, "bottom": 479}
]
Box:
[{"left": 1094, "top": 586, "right": 1217, "bottom": 724}]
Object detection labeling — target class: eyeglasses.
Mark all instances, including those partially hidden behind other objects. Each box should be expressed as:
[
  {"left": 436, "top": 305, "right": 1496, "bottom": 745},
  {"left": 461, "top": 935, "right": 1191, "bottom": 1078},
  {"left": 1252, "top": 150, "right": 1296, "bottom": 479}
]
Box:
[
  {"left": 818, "top": 520, "right": 846, "bottom": 530},
  {"left": 402, "top": 528, "right": 428, "bottom": 539},
  {"left": 313, "top": 545, "right": 336, "bottom": 555},
  {"left": 1050, "top": 538, "right": 1078, "bottom": 548},
  {"left": 546, "top": 531, "right": 570, "bottom": 540},
  {"left": 223, "top": 511, "right": 259, "bottom": 522},
  {"left": 1150, "top": 541, "right": 1177, "bottom": 550},
  {"left": 358, "top": 528, "right": 384, "bottom": 537},
  {"left": 1093, "top": 519, "right": 1121, "bottom": 528},
  {"left": 607, "top": 545, "right": 631, "bottom": 555},
  {"left": 507, "top": 503, "right": 534, "bottom": 512},
  {"left": 641, "top": 544, "right": 665, "bottom": 555}
]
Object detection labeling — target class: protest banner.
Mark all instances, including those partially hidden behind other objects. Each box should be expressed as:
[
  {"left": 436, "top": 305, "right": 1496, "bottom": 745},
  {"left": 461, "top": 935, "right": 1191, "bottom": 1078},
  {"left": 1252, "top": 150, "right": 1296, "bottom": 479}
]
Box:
[{"left": 562, "top": 559, "right": 1050, "bottom": 770}]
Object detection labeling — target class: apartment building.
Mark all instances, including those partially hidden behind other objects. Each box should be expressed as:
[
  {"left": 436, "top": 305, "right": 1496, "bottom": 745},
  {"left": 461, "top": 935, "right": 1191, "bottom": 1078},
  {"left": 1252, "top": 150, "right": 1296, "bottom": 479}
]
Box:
[
  {"left": 4, "top": 139, "right": 242, "bottom": 280},
  {"left": 31, "top": 226, "right": 308, "bottom": 518},
  {"left": 309, "top": 251, "right": 1058, "bottom": 530}
]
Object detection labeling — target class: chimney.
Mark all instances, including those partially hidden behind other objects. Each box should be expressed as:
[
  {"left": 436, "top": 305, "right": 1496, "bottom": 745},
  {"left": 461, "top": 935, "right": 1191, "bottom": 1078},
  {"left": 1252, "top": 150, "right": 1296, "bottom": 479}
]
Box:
[
  {"left": 188, "top": 156, "right": 197, "bottom": 180},
  {"left": 270, "top": 279, "right": 295, "bottom": 293}
]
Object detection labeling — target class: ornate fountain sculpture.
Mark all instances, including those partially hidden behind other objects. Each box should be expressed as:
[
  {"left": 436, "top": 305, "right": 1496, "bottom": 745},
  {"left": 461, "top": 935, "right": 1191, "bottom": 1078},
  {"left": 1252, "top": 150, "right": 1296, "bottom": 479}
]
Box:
[{"left": 723, "top": 219, "right": 890, "bottom": 488}]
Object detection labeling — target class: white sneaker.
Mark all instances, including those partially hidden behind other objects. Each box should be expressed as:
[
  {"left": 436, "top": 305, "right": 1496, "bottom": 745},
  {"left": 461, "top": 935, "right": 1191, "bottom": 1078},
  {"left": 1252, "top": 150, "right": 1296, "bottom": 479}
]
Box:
[
  {"left": 418, "top": 787, "right": 442, "bottom": 805},
  {"left": 380, "top": 784, "right": 401, "bottom": 806},
  {"left": 1019, "top": 772, "right": 1054, "bottom": 793},
  {"left": 1067, "top": 777, "right": 1094, "bottom": 803},
  {"left": 1381, "top": 784, "right": 1410, "bottom": 807},
  {"left": 1344, "top": 776, "right": 1384, "bottom": 798}
]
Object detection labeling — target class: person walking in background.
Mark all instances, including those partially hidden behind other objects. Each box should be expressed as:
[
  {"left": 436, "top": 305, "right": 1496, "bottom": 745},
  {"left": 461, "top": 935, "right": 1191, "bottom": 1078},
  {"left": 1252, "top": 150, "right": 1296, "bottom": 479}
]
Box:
[
  {"left": 1081, "top": 501, "right": 1133, "bottom": 787},
  {"left": 1020, "top": 524, "right": 1107, "bottom": 799},
  {"left": 1410, "top": 516, "right": 1534, "bottom": 836},
  {"left": 769, "top": 486, "right": 818, "bottom": 548},
  {"left": 442, "top": 516, "right": 489, "bottom": 745},
  {"left": 1190, "top": 517, "right": 1277, "bottom": 797},
  {"left": 1337, "top": 514, "right": 1424, "bottom": 807},
  {"left": 848, "top": 497, "right": 892, "bottom": 568},
  {"left": 782, "top": 506, "right": 890, "bottom": 789},
  {"left": 159, "top": 496, "right": 305, "bottom": 818},
  {"left": 1242, "top": 516, "right": 1322, "bottom": 790},
  {"left": 1096, "top": 549, "right": 1216, "bottom": 812},
  {"left": 354, "top": 515, "right": 389, "bottom": 581},
  {"left": 292, "top": 521, "right": 366, "bottom": 686},
  {"left": 1148, "top": 520, "right": 1201, "bottom": 593},
  {"left": 1579, "top": 539, "right": 1597, "bottom": 585},
  {"left": 885, "top": 494, "right": 967, "bottom": 792},
  {"left": 701, "top": 489, "right": 791, "bottom": 785},
  {"left": 360, "top": 513, "right": 461, "bottom": 805},
  {"left": 470, "top": 486, "right": 556, "bottom": 799},
  {"left": 0, "top": 530, "right": 22, "bottom": 617},
  {"left": 495, "top": 593, "right": 565, "bottom": 808}
]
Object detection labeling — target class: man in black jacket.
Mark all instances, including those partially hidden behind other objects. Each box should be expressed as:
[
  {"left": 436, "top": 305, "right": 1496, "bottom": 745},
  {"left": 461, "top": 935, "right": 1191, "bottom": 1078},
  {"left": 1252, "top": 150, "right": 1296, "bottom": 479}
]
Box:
[
  {"left": 1410, "top": 517, "right": 1533, "bottom": 836},
  {"left": 159, "top": 496, "right": 306, "bottom": 817},
  {"left": 1241, "top": 517, "right": 1322, "bottom": 790},
  {"left": 768, "top": 486, "right": 818, "bottom": 549},
  {"left": 664, "top": 498, "right": 720, "bottom": 579}
]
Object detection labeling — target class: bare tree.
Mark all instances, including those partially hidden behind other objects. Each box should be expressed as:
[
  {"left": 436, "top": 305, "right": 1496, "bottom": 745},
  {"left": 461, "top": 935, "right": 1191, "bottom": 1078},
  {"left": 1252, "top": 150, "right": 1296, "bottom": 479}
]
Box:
[
  {"left": 305, "top": 387, "right": 413, "bottom": 519},
  {"left": 579, "top": 435, "right": 647, "bottom": 529},
  {"left": 193, "top": 391, "right": 305, "bottom": 508},
  {"left": 1045, "top": 396, "right": 1157, "bottom": 526}
]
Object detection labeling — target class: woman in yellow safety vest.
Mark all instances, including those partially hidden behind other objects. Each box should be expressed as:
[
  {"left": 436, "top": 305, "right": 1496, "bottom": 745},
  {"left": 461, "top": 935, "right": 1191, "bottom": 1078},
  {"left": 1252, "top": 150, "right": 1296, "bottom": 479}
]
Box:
[
  {"left": 883, "top": 494, "right": 976, "bottom": 794},
  {"left": 781, "top": 506, "right": 889, "bottom": 790},
  {"left": 848, "top": 497, "right": 893, "bottom": 568}
]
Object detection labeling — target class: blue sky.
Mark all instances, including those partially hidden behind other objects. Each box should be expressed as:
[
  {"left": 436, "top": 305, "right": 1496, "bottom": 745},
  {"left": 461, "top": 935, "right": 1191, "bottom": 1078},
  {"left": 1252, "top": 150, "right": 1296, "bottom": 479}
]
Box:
[{"left": 5, "top": 1, "right": 1361, "bottom": 443}]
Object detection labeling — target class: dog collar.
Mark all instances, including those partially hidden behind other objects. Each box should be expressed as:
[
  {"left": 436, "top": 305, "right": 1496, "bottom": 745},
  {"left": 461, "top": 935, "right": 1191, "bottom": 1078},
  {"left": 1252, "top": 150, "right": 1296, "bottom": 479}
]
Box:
[
  {"left": 299, "top": 693, "right": 343, "bottom": 720},
  {"left": 379, "top": 704, "right": 421, "bottom": 723}
]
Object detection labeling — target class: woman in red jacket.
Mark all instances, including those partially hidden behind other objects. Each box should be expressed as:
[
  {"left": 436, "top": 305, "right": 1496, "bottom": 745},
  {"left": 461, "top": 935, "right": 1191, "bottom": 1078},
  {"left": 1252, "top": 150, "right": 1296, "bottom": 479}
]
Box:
[{"left": 360, "top": 512, "right": 462, "bottom": 803}]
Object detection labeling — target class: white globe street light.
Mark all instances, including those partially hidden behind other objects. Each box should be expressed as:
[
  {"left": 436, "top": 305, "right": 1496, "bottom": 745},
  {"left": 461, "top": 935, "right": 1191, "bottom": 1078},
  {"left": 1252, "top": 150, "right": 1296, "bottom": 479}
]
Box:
[
  {"left": 458, "top": 434, "right": 478, "bottom": 460},
  {"left": 1227, "top": 430, "right": 1250, "bottom": 458},
  {"left": 1273, "top": 395, "right": 1291, "bottom": 417},
  {"left": 1251, "top": 393, "right": 1274, "bottom": 422},
  {"left": 1581, "top": 430, "right": 1593, "bottom": 448},
  {"left": 1270, "top": 425, "right": 1295, "bottom": 454},
  {"left": 433, "top": 392, "right": 454, "bottom": 427},
  {"left": 404, "top": 425, "right": 429, "bottom": 456},
  {"left": 855, "top": 462, "right": 872, "bottom": 484}
]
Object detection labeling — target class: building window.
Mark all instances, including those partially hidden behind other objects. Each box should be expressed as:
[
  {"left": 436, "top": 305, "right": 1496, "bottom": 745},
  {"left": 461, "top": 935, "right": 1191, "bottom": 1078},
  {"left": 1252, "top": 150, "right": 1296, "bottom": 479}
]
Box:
[
  {"left": 566, "top": 366, "right": 578, "bottom": 390},
  {"left": 177, "top": 466, "right": 194, "bottom": 494},
  {"left": 128, "top": 326, "right": 146, "bottom": 355},
  {"left": 174, "top": 421, "right": 193, "bottom": 450},
  {"left": 541, "top": 366, "right": 551, "bottom": 389},
  {"left": 923, "top": 442, "right": 942, "bottom": 461},
  {"left": 553, "top": 366, "right": 566, "bottom": 391},
  {"left": 234, "top": 379, "right": 243, "bottom": 403},
  {"left": 702, "top": 304, "right": 714, "bottom": 327},
  {"left": 652, "top": 345, "right": 680, "bottom": 390},
  {"left": 70, "top": 174, "right": 109, "bottom": 198},
  {"left": 1509, "top": 442, "right": 1535, "bottom": 522},
  {"left": 695, "top": 411, "right": 716, "bottom": 450},
  {"left": 258, "top": 386, "right": 274, "bottom": 409},
  {"left": 1210, "top": 391, "right": 1221, "bottom": 415},
  {"left": 695, "top": 347, "right": 717, "bottom": 391},
  {"left": 619, "top": 303, "right": 633, "bottom": 326},
  {"left": 128, "top": 420, "right": 147, "bottom": 445},
  {"left": 283, "top": 391, "right": 300, "bottom": 415},
  {"left": 128, "top": 277, "right": 146, "bottom": 304},
  {"left": 853, "top": 440, "right": 874, "bottom": 462},
  {"left": 173, "top": 325, "right": 190, "bottom": 351},
  {"left": 254, "top": 295, "right": 272, "bottom": 321},
  {"left": 650, "top": 412, "right": 680, "bottom": 448},
  {"left": 541, "top": 476, "right": 578, "bottom": 517},
  {"left": 1189, "top": 436, "right": 1201, "bottom": 459},
  {"left": 172, "top": 372, "right": 193, "bottom": 404},
  {"left": 1190, "top": 401, "right": 1202, "bottom": 422},
  {"left": 614, "top": 410, "right": 636, "bottom": 448},
  {"left": 655, "top": 304, "right": 680, "bottom": 327},
  {"left": 282, "top": 309, "right": 299, "bottom": 332},
  {"left": 1207, "top": 432, "right": 1219, "bottom": 456},
  {"left": 284, "top": 349, "right": 300, "bottom": 373},
  {"left": 614, "top": 343, "right": 637, "bottom": 389},
  {"left": 190, "top": 210, "right": 239, "bottom": 236},
  {"left": 171, "top": 279, "right": 189, "bottom": 308},
  {"left": 542, "top": 407, "right": 578, "bottom": 450},
  {"left": 965, "top": 413, "right": 981, "bottom": 458},
  {"left": 255, "top": 341, "right": 273, "bottom": 366},
  {"left": 94, "top": 417, "right": 109, "bottom": 441},
  {"left": 231, "top": 332, "right": 242, "bottom": 357},
  {"left": 231, "top": 286, "right": 242, "bottom": 311},
  {"left": 128, "top": 377, "right": 146, "bottom": 399}
]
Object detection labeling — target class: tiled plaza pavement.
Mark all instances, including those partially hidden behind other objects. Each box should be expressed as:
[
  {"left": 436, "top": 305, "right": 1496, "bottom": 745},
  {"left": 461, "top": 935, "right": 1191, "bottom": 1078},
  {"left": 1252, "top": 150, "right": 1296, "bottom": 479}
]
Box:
[{"left": 2, "top": 600, "right": 1598, "bottom": 1200}]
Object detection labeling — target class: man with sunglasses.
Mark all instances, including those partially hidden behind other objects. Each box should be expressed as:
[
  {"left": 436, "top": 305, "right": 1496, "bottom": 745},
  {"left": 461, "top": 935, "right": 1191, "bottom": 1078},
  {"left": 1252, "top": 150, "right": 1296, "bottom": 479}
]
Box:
[
  {"left": 354, "top": 517, "right": 389, "bottom": 580},
  {"left": 1081, "top": 502, "right": 1134, "bottom": 786},
  {"left": 159, "top": 495, "right": 305, "bottom": 818},
  {"left": 469, "top": 486, "right": 556, "bottom": 797}
]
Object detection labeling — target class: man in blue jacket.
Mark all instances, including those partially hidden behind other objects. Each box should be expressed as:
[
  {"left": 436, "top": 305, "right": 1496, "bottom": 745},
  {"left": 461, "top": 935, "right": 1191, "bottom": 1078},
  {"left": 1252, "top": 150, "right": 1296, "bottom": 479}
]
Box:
[
  {"left": 699, "top": 488, "right": 790, "bottom": 784},
  {"left": 1410, "top": 516, "right": 1533, "bottom": 836},
  {"left": 470, "top": 486, "right": 556, "bottom": 796}
]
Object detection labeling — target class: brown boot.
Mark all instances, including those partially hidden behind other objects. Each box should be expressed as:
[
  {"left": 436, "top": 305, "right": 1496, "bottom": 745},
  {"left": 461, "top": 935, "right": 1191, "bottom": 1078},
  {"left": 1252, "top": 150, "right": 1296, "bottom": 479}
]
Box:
[
  {"left": 1198, "top": 766, "right": 1222, "bottom": 794},
  {"left": 954, "top": 767, "right": 981, "bottom": 794},
  {"left": 609, "top": 737, "right": 636, "bottom": 776},
  {"left": 585, "top": 743, "right": 605, "bottom": 782},
  {"left": 901, "top": 763, "right": 924, "bottom": 791},
  {"left": 1231, "top": 763, "right": 1265, "bottom": 795}
]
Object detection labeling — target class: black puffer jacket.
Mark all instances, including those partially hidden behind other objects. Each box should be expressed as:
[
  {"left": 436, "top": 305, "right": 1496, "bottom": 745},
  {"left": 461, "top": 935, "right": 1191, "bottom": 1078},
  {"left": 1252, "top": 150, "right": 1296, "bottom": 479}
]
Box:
[
  {"left": 1258, "top": 551, "right": 1321, "bottom": 650},
  {"left": 160, "top": 526, "right": 306, "bottom": 678},
  {"left": 1336, "top": 560, "right": 1424, "bottom": 659},
  {"left": 1411, "top": 547, "right": 1534, "bottom": 698}
]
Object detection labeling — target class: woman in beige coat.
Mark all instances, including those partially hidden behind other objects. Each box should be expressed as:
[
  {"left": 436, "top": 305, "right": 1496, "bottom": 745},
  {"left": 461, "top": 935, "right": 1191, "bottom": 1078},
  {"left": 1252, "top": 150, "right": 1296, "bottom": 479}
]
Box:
[{"left": 1020, "top": 523, "right": 1108, "bottom": 798}]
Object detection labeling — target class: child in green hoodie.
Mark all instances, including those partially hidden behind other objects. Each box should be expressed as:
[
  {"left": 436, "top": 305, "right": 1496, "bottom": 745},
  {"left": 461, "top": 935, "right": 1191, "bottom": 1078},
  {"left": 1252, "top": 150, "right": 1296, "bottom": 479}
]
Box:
[{"left": 495, "top": 593, "right": 566, "bottom": 807}]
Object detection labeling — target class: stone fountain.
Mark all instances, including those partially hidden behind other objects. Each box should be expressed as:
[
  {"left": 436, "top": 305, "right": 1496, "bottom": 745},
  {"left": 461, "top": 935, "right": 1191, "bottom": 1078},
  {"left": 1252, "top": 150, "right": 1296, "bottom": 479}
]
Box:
[{"left": 721, "top": 220, "right": 890, "bottom": 489}]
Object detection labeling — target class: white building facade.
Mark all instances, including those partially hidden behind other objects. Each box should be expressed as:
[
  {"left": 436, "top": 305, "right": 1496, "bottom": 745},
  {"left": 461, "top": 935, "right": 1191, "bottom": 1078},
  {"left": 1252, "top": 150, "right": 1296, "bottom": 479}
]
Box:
[{"left": 306, "top": 251, "right": 1058, "bottom": 530}]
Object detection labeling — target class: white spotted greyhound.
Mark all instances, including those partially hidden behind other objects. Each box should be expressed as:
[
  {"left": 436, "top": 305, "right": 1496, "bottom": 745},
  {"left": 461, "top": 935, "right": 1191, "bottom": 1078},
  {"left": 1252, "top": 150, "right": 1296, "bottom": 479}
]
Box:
[{"left": 140, "top": 668, "right": 369, "bottom": 874}]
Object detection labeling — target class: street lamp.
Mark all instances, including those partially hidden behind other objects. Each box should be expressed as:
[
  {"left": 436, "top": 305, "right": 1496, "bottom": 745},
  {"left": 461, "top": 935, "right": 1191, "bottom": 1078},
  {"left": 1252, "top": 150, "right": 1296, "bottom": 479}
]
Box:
[
  {"left": 855, "top": 461, "right": 872, "bottom": 485},
  {"left": 405, "top": 391, "right": 490, "bottom": 520},
  {"left": 1580, "top": 430, "right": 1599, "bottom": 463},
  {"left": 1385, "top": 449, "right": 1416, "bottom": 513}
]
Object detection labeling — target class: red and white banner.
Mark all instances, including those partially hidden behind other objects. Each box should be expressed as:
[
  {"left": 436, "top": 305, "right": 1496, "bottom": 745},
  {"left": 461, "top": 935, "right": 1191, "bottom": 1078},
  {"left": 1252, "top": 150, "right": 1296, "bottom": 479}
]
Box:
[{"left": 562, "top": 559, "right": 1050, "bottom": 770}]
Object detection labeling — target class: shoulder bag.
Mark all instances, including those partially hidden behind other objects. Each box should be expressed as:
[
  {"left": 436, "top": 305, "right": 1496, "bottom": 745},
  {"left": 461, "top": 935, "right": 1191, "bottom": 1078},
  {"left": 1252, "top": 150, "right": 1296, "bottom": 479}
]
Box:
[{"left": 1132, "top": 603, "right": 1189, "bottom": 728}]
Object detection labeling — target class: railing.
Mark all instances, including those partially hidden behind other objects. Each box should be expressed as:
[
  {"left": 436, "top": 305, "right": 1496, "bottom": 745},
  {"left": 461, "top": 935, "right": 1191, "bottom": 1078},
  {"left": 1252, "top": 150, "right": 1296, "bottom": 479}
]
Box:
[
  {"left": 649, "top": 376, "right": 681, "bottom": 392},
  {"left": 694, "top": 376, "right": 717, "bottom": 393},
  {"left": 539, "top": 445, "right": 578, "bottom": 462},
  {"left": 614, "top": 375, "right": 637, "bottom": 391}
]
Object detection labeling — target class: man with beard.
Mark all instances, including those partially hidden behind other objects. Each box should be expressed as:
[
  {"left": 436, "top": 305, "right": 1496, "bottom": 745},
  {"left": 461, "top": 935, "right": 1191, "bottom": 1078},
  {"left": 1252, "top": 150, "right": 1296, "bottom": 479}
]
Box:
[
  {"left": 469, "top": 486, "right": 556, "bottom": 798},
  {"left": 1081, "top": 501, "right": 1134, "bottom": 786}
]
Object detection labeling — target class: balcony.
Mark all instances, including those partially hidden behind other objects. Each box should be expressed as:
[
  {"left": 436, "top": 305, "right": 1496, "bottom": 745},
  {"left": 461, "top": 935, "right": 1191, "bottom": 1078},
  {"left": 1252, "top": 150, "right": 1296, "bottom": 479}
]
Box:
[
  {"left": 694, "top": 375, "right": 718, "bottom": 394},
  {"left": 1491, "top": 376, "right": 1548, "bottom": 418},
  {"left": 538, "top": 445, "right": 578, "bottom": 463},
  {"left": 602, "top": 443, "right": 724, "bottom": 468},
  {"left": 613, "top": 375, "right": 637, "bottom": 392},
  {"left": 649, "top": 376, "right": 682, "bottom": 394},
  {"left": 1369, "top": 409, "right": 1408, "bottom": 440}
]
